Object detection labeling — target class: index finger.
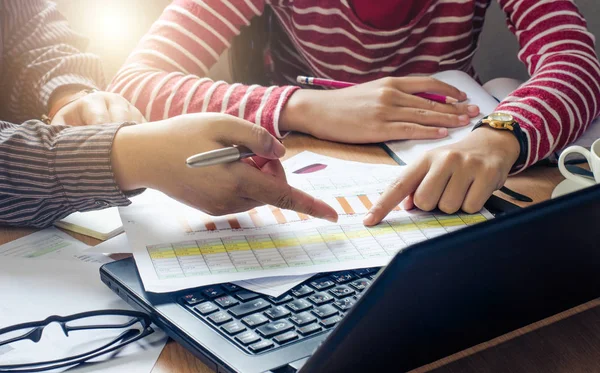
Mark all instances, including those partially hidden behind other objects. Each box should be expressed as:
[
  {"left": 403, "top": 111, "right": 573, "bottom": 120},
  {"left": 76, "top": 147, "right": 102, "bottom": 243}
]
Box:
[
  {"left": 363, "top": 160, "right": 429, "bottom": 226},
  {"left": 235, "top": 164, "right": 338, "bottom": 222}
]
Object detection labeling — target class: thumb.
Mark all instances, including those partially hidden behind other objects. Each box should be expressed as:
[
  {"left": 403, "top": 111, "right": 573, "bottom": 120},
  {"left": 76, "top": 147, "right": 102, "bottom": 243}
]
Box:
[{"left": 213, "top": 117, "right": 286, "bottom": 160}]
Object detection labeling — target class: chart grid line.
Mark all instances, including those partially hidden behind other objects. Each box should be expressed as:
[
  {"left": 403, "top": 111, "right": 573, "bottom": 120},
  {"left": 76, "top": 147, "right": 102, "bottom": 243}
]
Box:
[{"left": 148, "top": 211, "right": 488, "bottom": 279}]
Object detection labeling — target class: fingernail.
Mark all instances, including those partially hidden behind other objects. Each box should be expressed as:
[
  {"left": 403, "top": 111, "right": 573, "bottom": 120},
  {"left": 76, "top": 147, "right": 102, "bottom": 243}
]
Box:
[
  {"left": 363, "top": 212, "right": 375, "bottom": 226},
  {"left": 468, "top": 105, "right": 479, "bottom": 115},
  {"left": 458, "top": 115, "right": 470, "bottom": 125},
  {"left": 272, "top": 141, "right": 286, "bottom": 158},
  {"left": 460, "top": 91, "right": 468, "bottom": 100},
  {"left": 438, "top": 128, "right": 448, "bottom": 137},
  {"left": 324, "top": 214, "right": 338, "bottom": 223}
]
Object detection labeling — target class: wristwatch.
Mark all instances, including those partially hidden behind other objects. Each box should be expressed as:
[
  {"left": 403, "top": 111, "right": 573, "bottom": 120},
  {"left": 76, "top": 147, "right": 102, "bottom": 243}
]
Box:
[{"left": 473, "top": 112, "right": 528, "bottom": 171}]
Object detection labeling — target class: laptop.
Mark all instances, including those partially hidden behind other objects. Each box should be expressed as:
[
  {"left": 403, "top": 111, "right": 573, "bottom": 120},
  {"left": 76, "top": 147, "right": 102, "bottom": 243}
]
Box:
[{"left": 100, "top": 185, "right": 600, "bottom": 373}]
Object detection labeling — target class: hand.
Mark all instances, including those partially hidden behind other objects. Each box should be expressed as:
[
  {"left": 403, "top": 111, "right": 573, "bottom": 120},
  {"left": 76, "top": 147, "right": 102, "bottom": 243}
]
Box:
[
  {"left": 50, "top": 90, "right": 145, "bottom": 126},
  {"left": 363, "top": 127, "right": 520, "bottom": 226},
  {"left": 280, "top": 77, "right": 480, "bottom": 143},
  {"left": 111, "top": 113, "right": 338, "bottom": 221}
]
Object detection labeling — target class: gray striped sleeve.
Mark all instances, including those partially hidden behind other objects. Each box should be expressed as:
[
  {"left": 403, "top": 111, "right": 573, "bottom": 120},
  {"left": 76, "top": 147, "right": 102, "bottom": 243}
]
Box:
[
  {"left": 0, "top": 0, "right": 105, "bottom": 123},
  {"left": 0, "top": 120, "right": 132, "bottom": 227}
]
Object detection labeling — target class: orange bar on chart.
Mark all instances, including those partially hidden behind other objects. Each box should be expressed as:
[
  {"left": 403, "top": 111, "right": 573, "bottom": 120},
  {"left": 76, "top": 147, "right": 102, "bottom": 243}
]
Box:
[
  {"left": 298, "top": 213, "right": 310, "bottom": 221},
  {"left": 176, "top": 215, "right": 193, "bottom": 233},
  {"left": 204, "top": 220, "right": 217, "bottom": 231},
  {"left": 271, "top": 207, "right": 287, "bottom": 224},
  {"left": 358, "top": 195, "right": 373, "bottom": 210},
  {"left": 249, "top": 209, "right": 263, "bottom": 227},
  {"left": 227, "top": 216, "right": 241, "bottom": 229},
  {"left": 335, "top": 197, "right": 355, "bottom": 215},
  {"left": 199, "top": 215, "right": 217, "bottom": 231}
]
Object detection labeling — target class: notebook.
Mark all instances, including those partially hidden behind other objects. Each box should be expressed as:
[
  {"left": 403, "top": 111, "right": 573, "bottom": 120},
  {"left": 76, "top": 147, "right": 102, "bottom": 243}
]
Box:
[{"left": 54, "top": 208, "right": 124, "bottom": 241}]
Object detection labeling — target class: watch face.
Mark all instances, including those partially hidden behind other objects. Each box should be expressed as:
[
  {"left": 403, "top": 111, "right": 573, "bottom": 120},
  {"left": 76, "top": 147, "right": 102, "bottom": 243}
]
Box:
[{"left": 489, "top": 112, "right": 513, "bottom": 122}]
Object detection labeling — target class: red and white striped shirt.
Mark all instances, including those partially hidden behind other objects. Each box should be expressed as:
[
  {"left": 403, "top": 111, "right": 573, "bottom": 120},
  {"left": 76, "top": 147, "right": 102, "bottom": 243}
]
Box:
[{"left": 109, "top": 0, "right": 600, "bottom": 169}]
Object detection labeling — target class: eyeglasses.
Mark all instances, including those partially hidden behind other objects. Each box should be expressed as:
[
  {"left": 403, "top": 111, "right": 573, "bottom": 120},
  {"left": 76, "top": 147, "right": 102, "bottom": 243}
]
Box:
[{"left": 0, "top": 309, "right": 154, "bottom": 372}]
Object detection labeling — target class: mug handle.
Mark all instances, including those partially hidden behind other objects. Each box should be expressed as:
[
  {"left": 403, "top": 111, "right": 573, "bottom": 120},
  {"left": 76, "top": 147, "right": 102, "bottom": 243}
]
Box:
[{"left": 558, "top": 146, "right": 596, "bottom": 187}]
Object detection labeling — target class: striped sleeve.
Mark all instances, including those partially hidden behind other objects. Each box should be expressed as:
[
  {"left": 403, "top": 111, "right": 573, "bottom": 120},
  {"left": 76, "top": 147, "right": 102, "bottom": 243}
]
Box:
[
  {"left": 0, "top": 0, "right": 104, "bottom": 123},
  {"left": 107, "top": 0, "right": 299, "bottom": 138},
  {"left": 0, "top": 121, "right": 132, "bottom": 228},
  {"left": 495, "top": 0, "right": 600, "bottom": 169}
]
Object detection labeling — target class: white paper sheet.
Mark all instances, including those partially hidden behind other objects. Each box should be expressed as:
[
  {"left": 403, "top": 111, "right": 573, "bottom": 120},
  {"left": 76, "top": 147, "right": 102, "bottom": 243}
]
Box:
[
  {"left": 283, "top": 151, "right": 400, "bottom": 174},
  {"left": 0, "top": 257, "right": 167, "bottom": 373},
  {"left": 384, "top": 70, "right": 500, "bottom": 165},
  {"left": 0, "top": 227, "right": 110, "bottom": 264},
  {"left": 84, "top": 232, "right": 309, "bottom": 297},
  {"left": 85, "top": 233, "right": 131, "bottom": 254},
  {"left": 235, "top": 274, "right": 313, "bottom": 298},
  {"left": 121, "top": 183, "right": 493, "bottom": 293}
]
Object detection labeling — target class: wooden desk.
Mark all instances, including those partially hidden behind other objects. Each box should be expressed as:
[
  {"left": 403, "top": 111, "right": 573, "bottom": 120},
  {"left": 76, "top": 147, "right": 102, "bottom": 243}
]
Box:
[{"left": 3, "top": 133, "right": 598, "bottom": 373}]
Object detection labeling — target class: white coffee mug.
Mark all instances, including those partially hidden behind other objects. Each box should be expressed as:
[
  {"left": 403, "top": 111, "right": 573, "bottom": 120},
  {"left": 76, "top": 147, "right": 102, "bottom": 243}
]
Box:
[{"left": 558, "top": 138, "right": 600, "bottom": 187}]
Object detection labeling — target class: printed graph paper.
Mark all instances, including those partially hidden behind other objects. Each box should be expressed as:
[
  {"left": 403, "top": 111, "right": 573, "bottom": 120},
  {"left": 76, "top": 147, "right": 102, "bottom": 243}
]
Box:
[{"left": 149, "top": 210, "right": 487, "bottom": 279}]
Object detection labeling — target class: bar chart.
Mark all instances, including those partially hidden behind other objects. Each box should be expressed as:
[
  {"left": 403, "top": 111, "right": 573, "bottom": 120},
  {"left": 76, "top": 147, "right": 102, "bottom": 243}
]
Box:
[{"left": 176, "top": 192, "right": 394, "bottom": 233}]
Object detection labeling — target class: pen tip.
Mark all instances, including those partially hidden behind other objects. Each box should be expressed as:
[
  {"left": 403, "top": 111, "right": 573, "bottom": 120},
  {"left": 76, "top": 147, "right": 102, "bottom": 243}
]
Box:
[{"left": 296, "top": 76, "right": 307, "bottom": 84}]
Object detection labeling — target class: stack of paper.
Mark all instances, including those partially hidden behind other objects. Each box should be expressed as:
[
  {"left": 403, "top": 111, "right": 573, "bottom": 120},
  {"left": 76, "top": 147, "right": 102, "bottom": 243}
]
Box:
[
  {"left": 54, "top": 209, "right": 123, "bottom": 241},
  {"left": 0, "top": 229, "right": 168, "bottom": 373}
]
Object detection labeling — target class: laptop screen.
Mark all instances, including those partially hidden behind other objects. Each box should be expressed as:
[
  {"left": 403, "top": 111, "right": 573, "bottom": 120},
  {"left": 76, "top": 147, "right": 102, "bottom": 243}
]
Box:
[{"left": 301, "top": 184, "right": 600, "bottom": 372}]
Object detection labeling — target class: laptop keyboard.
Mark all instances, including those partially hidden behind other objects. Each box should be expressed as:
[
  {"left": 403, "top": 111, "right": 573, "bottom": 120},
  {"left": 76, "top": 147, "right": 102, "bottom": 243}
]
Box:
[{"left": 179, "top": 267, "right": 380, "bottom": 354}]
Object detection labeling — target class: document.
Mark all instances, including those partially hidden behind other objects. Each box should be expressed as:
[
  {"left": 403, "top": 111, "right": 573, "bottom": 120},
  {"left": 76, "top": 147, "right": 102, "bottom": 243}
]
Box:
[
  {"left": 84, "top": 232, "right": 130, "bottom": 254},
  {"left": 121, "top": 184, "right": 493, "bottom": 293},
  {"left": 85, "top": 232, "right": 309, "bottom": 297},
  {"left": 0, "top": 227, "right": 110, "bottom": 264},
  {"left": 0, "top": 257, "right": 168, "bottom": 373}
]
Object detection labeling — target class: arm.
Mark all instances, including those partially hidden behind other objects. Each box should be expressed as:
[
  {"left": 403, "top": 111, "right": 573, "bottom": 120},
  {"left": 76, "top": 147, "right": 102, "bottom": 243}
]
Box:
[
  {"left": 107, "top": 0, "right": 297, "bottom": 137},
  {"left": 0, "top": 115, "right": 338, "bottom": 228},
  {"left": 496, "top": 0, "right": 600, "bottom": 168},
  {"left": 109, "top": 0, "right": 478, "bottom": 141},
  {"left": 364, "top": 0, "right": 600, "bottom": 225},
  {"left": 0, "top": 121, "right": 131, "bottom": 228},
  {"left": 111, "top": 114, "right": 336, "bottom": 221},
  {"left": 0, "top": 0, "right": 105, "bottom": 123}
]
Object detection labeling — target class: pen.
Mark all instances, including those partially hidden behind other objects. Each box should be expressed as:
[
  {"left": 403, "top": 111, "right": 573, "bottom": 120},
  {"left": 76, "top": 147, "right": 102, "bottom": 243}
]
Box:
[
  {"left": 296, "top": 75, "right": 459, "bottom": 104},
  {"left": 186, "top": 146, "right": 255, "bottom": 168}
]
